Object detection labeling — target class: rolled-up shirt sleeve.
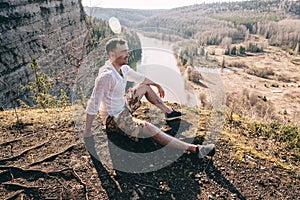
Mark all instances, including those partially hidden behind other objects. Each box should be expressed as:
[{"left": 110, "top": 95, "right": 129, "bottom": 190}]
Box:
[
  {"left": 85, "top": 74, "right": 111, "bottom": 115},
  {"left": 127, "top": 67, "right": 145, "bottom": 83}
]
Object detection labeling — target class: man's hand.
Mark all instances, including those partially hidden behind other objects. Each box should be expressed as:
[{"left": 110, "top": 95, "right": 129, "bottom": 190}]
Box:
[
  {"left": 84, "top": 114, "right": 96, "bottom": 138},
  {"left": 156, "top": 84, "right": 165, "bottom": 98},
  {"left": 83, "top": 129, "right": 92, "bottom": 138},
  {"left": 142, "top": 78, "right": 165, "bottom": 98}
]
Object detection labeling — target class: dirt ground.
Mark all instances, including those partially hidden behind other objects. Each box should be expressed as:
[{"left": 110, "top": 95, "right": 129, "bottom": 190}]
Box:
[{"left": 0, "top": 103, "right": 299, "bottom": 199}]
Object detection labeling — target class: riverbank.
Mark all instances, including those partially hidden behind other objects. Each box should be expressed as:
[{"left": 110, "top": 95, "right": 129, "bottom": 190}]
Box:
[{"left": 137, "top": 33, "right": 198, "bottom": 106}]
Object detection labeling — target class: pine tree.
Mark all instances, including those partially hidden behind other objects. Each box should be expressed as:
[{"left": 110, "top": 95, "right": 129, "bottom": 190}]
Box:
[{"left": 22, "top": 58, "right": 69, "bottom": 108}]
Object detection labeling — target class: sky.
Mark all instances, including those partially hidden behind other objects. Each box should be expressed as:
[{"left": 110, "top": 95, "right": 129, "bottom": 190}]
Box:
[{"left": 81, "top": 0, "right": 236, "bottom": 10}]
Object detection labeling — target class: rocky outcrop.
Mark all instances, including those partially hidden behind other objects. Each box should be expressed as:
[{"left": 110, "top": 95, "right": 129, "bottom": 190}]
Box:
[{"left": 0, "top": 0, "right": 87, "bottom": 108}]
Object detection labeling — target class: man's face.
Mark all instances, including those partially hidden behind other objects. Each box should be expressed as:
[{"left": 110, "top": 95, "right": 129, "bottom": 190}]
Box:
[{"left": 110, "top": 43, "right": 129, "bottom": 66}]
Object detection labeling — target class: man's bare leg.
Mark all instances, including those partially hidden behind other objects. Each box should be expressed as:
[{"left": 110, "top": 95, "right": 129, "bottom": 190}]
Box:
[
  {"left": 132, "top": 84, "right": 215, "bottom": 157},
  {"left": 142, "top": 121, "right": 197, "bottom": 153},
  {"left": 141, "top": 121, "right": 215, "bottom": 158},
  {"left": 134, "top": 84, "right": 173, "bottom": 114},
  {"left": 132, "top": 84, "right": 196, "bottom": 151}
]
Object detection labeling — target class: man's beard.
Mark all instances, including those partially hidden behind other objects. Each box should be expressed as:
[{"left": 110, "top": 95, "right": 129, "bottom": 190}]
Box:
[
  {"left": 114, "top": 56, "right": 128, "bottom": 66},
  {"left": 122, "top": 58, "right": 128, "bottom": 65}
]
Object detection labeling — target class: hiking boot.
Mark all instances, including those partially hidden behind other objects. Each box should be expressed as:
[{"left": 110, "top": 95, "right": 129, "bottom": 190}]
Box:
[
  {"left": 165, "top": 109, "right": 182, "bottom": 121},
  {"left": 197, "top": 144, "right": 216, "bottom": 158}
]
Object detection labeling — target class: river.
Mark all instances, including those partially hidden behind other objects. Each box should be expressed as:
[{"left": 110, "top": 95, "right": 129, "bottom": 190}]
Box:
[{"left": 136, "top": 33, "right": 197, "bottom": 106}]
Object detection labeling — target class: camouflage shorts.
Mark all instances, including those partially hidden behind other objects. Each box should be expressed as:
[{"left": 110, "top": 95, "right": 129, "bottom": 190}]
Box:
[
  {"left": 124, "top": 87, "right": 142, "bottom": 113},
  {"left": 105, "top": 87, "right": 144, "bottom": 142}
]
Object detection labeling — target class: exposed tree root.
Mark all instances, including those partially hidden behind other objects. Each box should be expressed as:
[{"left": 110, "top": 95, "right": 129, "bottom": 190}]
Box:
[
  {"left": 66, "top": 168, "right": 88, "bottom": 200},
  {"left": 0, "top": 138, "right": 22, "bottom": 147},
  {"left": 0, "top": 166, "right": 47, "bottom": 183},
  {"left": 0, "top": 165, "right": 88, "bottom": 199},
  {"left": 28, "top": 143, "right": 79, "bottom": 166},
  {"left": 0, "top": 140, "right": 49, "bottom": 164},
  {"left": 3, "top": 190, "right": 24, "bottom": 200},
  {"left": 3, "top": 182, "right": 40, "bottom": 190},
  {"left": 0, "top": 132, "right": 33, "bottom": 147},
  {"left": 46, "top": 168, "right": 89, "bottom": 200}
]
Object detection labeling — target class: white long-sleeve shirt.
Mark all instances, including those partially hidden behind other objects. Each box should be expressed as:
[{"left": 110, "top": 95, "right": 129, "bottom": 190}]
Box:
[{"left": 85, "top": 61, "right": 145, "bottom": 120}]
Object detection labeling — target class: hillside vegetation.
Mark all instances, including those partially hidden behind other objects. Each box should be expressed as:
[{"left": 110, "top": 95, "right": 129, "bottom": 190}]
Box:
[
  {"left": 136, "top": 0, "right": 300, "bottom": 51},
  {"left": 88, "top": 0, "right": 300, "bottom": 53},
  {"left": 84, "top": 7, "right": 162, "bottom": 28}
]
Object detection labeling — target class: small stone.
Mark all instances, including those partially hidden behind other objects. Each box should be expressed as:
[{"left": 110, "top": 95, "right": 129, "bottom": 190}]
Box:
[
  {"left": 75, "top": 184, "right": 83, "bottom": 190},
  {"left": 195, "top": 174, "right": 201, "bottom": 178}
]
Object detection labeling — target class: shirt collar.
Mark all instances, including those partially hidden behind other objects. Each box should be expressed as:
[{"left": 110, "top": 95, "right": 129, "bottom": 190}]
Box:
[{"left": 106, "top": 60, "right": 124, "bottom": 78}]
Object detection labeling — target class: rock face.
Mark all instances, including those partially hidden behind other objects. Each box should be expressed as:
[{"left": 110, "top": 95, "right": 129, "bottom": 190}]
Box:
[{"left": 0, "top": 0, "right": 87, "bottom": 108}]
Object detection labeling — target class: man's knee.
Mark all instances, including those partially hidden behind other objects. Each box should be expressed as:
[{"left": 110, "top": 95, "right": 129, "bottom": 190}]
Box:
[
  {"left": 143, "top": 121, "right": 151, "bottom": 129},
  {"left": 142, "top": 122, "right": 159, "bottom": 137},
  {"left": 135, "top": 83, "right": 151, "bottom": 93}
]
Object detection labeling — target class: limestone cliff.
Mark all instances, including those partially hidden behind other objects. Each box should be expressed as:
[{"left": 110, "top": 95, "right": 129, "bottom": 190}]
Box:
[{"left": 0, "top": 0, "right": 87, "bottom": 108}]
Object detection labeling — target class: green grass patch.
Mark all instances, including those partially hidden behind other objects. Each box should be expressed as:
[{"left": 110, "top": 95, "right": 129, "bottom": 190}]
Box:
[{"left": 247, "top": 121, "right": 300, "bottom": 151}]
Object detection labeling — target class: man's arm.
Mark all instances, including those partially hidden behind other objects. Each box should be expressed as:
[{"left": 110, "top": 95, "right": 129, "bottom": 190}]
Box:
[
  {"left": 84, "top": 75, "right": 110, "bottom": 137},
  {"left": 126, "top": 66, "right": 165, "bottom": 98},
  {"left": 142, "top": 77, "right": 165, "bottom": 98},
  {"left": 83, "top": 114, "right": 96, "bottom": 137}
]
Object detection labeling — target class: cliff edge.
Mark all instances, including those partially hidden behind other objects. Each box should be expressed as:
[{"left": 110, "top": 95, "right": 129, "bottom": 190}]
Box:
[{"left": 0, "top": 0, "right": 87, "bottom": 108}]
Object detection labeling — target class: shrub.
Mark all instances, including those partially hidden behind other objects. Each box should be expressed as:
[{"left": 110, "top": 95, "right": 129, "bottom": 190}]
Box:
[
  {"left": 249, "top": 121, "right": 299, "bottom": 150},
  {"left": 231, "top": 46, "right": 237, "bottom": 56},
  {"left": 226, "top": 91, "right": 276, "bottom": 122},
  {"left": 228, "top": 61, "right": 248, "bottom": 68},
  {"left": 276, "top": 74, "right": 292, "bottom": 83},
  {"left": 198, "top": 92, "right": 208, "bottom": 108},
  {"left": 271, "top": 84, "right": 279, "bottom": 88},
  {"left": 21, "top": 58, "right": 70, "bottom": 109},
  {"left": 247, "top": 43, "right": 263, "bottom": 53},
  {"left": 239, "top": 45, "right": 246, "bottom": 55},
  {"left": 187, "top": 67, "right": 202, "bottom": 83},
  {"left": 246, "top": 67, "right": 275, "bottom": 79},
  {"left": 225, "top": 47, "right": 230, "bottom": 55},
  {"left": 249, "top": 93, "right": 259, "bottom": 106},
  {"left": 221, "top": 57, "right": 226, "bottom": 68}
]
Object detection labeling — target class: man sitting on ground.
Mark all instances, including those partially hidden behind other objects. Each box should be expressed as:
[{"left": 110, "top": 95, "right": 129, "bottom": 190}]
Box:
[{"left": 83, "top": 38, "right": 215, "bottom": 162}]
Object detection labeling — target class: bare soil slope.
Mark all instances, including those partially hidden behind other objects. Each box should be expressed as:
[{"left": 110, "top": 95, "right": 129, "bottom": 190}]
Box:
[{"left": 0, "top": 105, "right": 299, "bottom": 199}]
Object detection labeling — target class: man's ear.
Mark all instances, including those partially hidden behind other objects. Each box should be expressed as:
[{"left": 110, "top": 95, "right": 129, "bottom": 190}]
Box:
[{"left": 109, "top": 51, "right": 115, "bottom": 58}]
